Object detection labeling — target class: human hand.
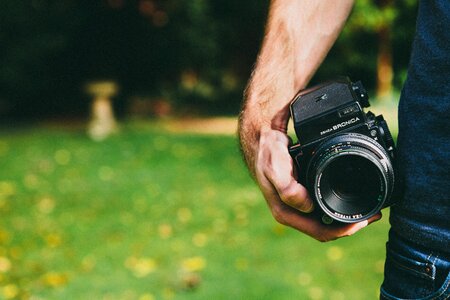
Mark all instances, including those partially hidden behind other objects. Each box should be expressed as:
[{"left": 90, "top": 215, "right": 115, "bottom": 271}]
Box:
[
  {"left": 237, "top": 0, "right": 369, "bottom": 242},
  {"left": 250, "top": 126, "right": 381, "bottom": 242}
]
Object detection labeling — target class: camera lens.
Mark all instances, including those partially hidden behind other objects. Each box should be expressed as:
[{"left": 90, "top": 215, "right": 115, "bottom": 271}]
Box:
[
  {"left": 319, "top": 155, "right": 383, "bottom": 216},
  {"left": 329, "top": 157, "right": 377, "bottom": 199},
  {"left": 308, "top": 133, "right": 394, "bottom": 223}
]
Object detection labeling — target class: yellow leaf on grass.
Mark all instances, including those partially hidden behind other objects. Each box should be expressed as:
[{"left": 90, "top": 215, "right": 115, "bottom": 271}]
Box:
[
  {"left": 0, "top": 182, "right": 16, "bottom": 198},
  {"left": 41, "top": 272, "right": 68, "bottom": 287},
  {"left": 37, "top": 197, "right": 55, "bottom": 214},
  {"left": 158, "top": 224, "right": 172, "bottom": 239},
  {"left": 327, "top": 246, "right": 344, "bottom": 261},
  {"left": 0, "top": 257, "right": 11, "bottom": 273},
  {"left": 2, "top": 284, "right": 18, "bottom": 299},
  {"left": 192, "top": 233, "right": 207, "bottom": 247},
  {"left": 177, "top": 208, "right": 192, "bottom": 223},
  {"left": 181, "top": 256, "right": 206, "bottom": 272},
  {"left": 125, "top": 257, "right": 157, "bottom": 278}
]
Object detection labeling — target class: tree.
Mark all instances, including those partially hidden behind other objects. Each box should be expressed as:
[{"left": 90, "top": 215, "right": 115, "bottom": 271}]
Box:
[
  {"left": 0, "top": 0, "right": 417, "bottom": 118},
  {"left": 339, "top": 0, "right": 418, "bottom": 98}
]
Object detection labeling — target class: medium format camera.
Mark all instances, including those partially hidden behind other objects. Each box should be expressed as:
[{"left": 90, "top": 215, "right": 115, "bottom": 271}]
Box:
[{"left": 289, "top": 78, "right": 396, "bottom": 224}]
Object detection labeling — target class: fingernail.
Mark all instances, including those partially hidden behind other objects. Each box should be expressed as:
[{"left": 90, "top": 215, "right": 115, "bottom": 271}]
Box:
[
  {"left": 357, "top": 220, "right": 369, "bottom": 230},
  {"left": 300, "top": 199, "right": 314, "bottom": 213}
]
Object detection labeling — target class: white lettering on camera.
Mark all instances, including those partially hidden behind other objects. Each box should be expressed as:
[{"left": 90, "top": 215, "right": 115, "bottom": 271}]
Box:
[
  {"left": 320, "top": 117, "right": 361, "bottom": 136},
  {"left": 333, "top": 212, "right": 363, "bottom": 219}
]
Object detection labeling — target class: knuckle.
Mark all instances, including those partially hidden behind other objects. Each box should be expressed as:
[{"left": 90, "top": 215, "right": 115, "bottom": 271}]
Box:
[
  {"left": 278, "top": 183, "right": 298, "bottom": 203},
  {"left": 278, "top": 183, "right": 311, "bottom": 212},
  {"left": 271, "top": 206, "right": 287, "bottom": 225}
]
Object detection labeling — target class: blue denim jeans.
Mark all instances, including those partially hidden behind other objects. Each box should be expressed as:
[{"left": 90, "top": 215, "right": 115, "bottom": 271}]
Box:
[{"left": 380, "top": 231, "right": 450, "bottom": 300}]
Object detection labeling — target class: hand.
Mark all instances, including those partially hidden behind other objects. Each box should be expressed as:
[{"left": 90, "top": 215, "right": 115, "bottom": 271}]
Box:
[
  {"left": 249, "top": 125, "right": 382, "bottom": 242},
  {"left": 237, "top": 0, "right": 372, "bottom": 242}
]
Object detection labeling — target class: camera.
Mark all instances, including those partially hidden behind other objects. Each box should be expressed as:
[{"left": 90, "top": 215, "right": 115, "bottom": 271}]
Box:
[{"left": 288, "top": 78, "right": 396, "bottom": 224}]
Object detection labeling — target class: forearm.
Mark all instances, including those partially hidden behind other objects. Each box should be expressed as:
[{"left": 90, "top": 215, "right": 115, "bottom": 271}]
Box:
[{"left": 239, "top": 0, "right": 354, "bottom": 175}]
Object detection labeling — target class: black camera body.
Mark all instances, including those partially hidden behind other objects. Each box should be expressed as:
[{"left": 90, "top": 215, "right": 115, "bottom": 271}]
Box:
[{"left": 289, "top": 78, "right": 396, "bottom": 224}]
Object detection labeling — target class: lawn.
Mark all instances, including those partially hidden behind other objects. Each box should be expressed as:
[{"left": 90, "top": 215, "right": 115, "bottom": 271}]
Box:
[{"left": 0, "top": 119, "right": 391, "bottom": 300}]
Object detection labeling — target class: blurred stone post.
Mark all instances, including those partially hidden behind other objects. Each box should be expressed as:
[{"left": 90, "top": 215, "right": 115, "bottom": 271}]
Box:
[{"left": 84, "top": 81, "right": 119, "bottom": 141}]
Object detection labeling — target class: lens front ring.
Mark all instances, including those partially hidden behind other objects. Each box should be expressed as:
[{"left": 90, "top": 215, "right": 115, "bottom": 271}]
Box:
[{"left": 307, "top": 133, "right": 395, "bottom": 223}]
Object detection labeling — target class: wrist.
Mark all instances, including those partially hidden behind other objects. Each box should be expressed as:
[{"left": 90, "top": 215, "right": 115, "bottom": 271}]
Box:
[
  {"left": 243, "top": 89, "right": 291, "bottom": 131},
  {"left": 238, "top": 97, "right": 291, "bottom": 176},
  {"left": 238, "top": 105, "right": 263, "bottom": 176}
]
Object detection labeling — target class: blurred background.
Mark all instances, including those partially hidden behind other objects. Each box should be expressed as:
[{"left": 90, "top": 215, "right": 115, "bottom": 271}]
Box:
[{"left": 0, "top": 0, "right": 417, "bottom": 299}]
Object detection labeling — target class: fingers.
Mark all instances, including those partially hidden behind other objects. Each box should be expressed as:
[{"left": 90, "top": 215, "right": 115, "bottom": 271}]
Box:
[
  {"left": 255, "top": 129, "right": 382, "bottom": 242},
  {"left": 258, "top": 131, "right": 314, "bottom": 213},
  {"left": 319, "top": 212, "right": 383, "bottom": 241},
  {"left": 263, "top": 184, "right": 383, "bottom": 242},
  {"left": 275, "top": 177, "right": 314, "bottom": 213},
  {"left": 367, "top": 212, "right": 383, "bottom": 224},
  {"left": 269, "top": 203, "right": 383, "bottom": 242}
]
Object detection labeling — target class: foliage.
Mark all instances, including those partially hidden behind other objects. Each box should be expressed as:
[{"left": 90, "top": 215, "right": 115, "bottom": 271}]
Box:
[
  {"left": 313, "top": 0, "right": 418, "bottom": 90},
  {"left": 0, "top": 0, "right": 417, "bottom": 117}
]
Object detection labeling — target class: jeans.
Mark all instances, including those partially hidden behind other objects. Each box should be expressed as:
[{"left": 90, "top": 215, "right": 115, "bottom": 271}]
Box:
[{"left": 380, "top": 231, "right": 450, "bottom": 300}]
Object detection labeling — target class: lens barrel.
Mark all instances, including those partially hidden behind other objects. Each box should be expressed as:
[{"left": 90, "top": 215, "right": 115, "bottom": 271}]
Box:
[{"left": 307, "top": 133, "right": 394, "bottom": 223}]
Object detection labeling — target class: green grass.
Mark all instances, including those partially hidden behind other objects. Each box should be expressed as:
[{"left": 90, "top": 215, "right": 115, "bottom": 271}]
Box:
[{"left": 0, "top": 121, "right": 391, "bottom": 300}]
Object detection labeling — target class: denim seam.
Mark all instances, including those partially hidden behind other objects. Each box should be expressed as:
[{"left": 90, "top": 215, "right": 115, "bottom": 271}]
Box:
[
  {"left": 427, "top": 274, "right": 450, "bottom": 300},
  {"left": 380, "top": 274, "right": 450, "bottom": 300},
  {"left": 432, "top": 255, "right": 439, "bottom": 266},
  {"left": 429, "top": 253, "right": 438, "bottom": 280},
  {"left": 389, "top": 254, "right": 434, "bottom": 280}
]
